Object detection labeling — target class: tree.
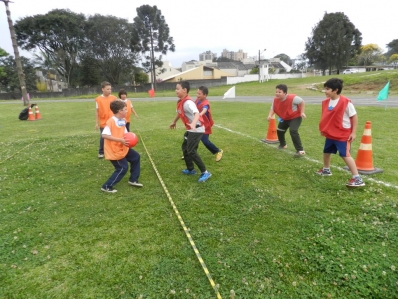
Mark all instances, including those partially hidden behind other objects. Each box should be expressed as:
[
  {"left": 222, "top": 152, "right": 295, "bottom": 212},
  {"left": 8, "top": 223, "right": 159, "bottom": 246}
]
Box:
[
  {"left": 389, "top": 54, "right": 398, "bottom": 68},
  {"left": 84, "top": 15, "right": 138, "bottom": 85},
  {"left": 14, "top": 9, "right": 86, "bottom": 87},
  {"left": 386, "top": 39, "right": 398, "bottom": 57},
  {"left": 357, "top": 44, "right": 383, "bottom": 66},
  {"left": 79, "top": 56, "right": 101, "bottom": 87},
  {"left": 0, "top": 47, "right": 8, "bottom": 78},
  {"left": 0, "top": 55, "right": 37, "bottom": 93},
  {"left": 304, "top": 12, "right": 362, "bottom": 75},
  {"left": 250, "top": 67, "right": 259, "bottom": 74},
  {"left": 131, "top": 5, "right": 175, "bottom": 91},
  {"left": 274, "top": 53, "right": 292, "bottom": 65},
  {"left": 2, "top": 0, "right": 30, "bottom": 105},
  {"left": 134, "top": 72, "right": 149, "bottom": 85}
]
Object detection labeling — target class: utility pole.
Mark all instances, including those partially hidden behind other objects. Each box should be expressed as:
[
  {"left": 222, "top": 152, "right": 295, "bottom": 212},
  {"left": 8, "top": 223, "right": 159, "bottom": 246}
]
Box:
[
  {"left": 1, "top": 0, "right": 30, "bottom": 106},
  {"left": 258, "top": 49, "right": 266, "bottom": 83}
]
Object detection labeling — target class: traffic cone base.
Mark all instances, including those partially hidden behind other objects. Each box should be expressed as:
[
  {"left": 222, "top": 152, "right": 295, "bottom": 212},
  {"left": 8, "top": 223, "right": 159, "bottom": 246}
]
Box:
[
  {"left": 261, "top": 116, "right": 279, "bottom": 144},
  {"left": 27, "top": 106, "right": 35, "bottom": 121},
  {"left": 35, "top": 105, "right": 42, "bottom": 120}
]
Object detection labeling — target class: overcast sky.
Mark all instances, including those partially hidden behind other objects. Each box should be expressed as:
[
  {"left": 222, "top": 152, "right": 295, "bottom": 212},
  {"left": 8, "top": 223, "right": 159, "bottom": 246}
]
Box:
[{"left": 1, "top": 0, "right": 397, "bottom": 68}]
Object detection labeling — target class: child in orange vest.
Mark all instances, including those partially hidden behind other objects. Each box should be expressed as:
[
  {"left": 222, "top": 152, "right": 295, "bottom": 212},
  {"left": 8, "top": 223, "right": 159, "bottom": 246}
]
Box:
[
  {"left": 267, "top": 84, "right": 306, "bottom": 156},
  {"left": 95, "top": 81, "right": 117, "bottom": 159},
  {"left": 101, "top": 100, "right": 142, "bottom": 193},
  {"left": 317, "top": 78, "right": 365, "bottom": 187},
  {"left": 118, "top": 89, "right": 138, "bottom": 132},
  {"left": 169, "top": 81, "right": 212, "bottom": 183},
  {"left": 195, "top": 86, "right": 223, "bottom": 162}
]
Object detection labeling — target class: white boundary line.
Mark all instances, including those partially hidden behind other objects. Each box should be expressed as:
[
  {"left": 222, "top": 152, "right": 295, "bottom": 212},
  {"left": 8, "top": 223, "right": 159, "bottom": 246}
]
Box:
[{"left": 214, "top": 124, "right": 398, "bottom": 190}]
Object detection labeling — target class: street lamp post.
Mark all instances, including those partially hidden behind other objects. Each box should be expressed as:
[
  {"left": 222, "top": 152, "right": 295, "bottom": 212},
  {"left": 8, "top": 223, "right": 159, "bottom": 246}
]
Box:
[{"left": 258, "top": 49, "right": 266, "bottom": 83}]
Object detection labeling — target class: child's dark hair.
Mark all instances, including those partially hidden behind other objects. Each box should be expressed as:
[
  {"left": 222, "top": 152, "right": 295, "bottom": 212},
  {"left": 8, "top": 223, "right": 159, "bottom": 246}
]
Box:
[
  {"left": 110, "top": 100, "right": 126, "bottom": 114},
  {"left": 324, "top": 78, "right": 343, "bottom": 94},
  {"left": 101, "top": 81, "right": 111, "bottom": 88},
  {"left": 178, "top": 81, "right": 190, "bottom": 93},
  {"left": 118, "top": 89, "right": 127, "bottom": 99},
  {"left": 276, "top": 84, "right": 288, "bottom": 93},
  {"left": 198, "top": 86, "right": 208, "bottom": 96}
]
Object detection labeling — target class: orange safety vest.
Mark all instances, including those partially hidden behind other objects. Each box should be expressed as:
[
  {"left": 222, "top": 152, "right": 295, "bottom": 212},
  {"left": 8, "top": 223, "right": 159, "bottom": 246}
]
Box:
[
  {"left": 272, "top": 94, "right": 301, "bottom": 121},
  {"left": 104, "top": 117, "right": 128, "bottom": 160},
  {"left": 177, "top": 96, "right": 204, "bottom": 130},
  {"left": 195, "top": 98, "right": 214, "bottom": 134},
  {"left": 96, "top": 95, "right": 117, "bottom": 128}
]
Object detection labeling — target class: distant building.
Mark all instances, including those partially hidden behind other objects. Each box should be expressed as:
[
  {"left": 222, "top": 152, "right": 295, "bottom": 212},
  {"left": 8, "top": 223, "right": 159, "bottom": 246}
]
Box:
[
  {"left": 146, "top": 61, "right": 181, "bottom": 83},
  {"left": 221, "top": 49, "right": 247, "bottom": 61},
  {"left": 199, "top": 50, "right": 217, "bottom": 61}
]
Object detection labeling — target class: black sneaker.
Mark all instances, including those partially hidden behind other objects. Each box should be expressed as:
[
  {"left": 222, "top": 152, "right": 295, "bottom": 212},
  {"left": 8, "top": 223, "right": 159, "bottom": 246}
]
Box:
[
  {"left": 278, "top": 145, "right": 287, "bottom": 149},
  {"left": 101, "top": 187, "right": 117, "bottom": 193}
]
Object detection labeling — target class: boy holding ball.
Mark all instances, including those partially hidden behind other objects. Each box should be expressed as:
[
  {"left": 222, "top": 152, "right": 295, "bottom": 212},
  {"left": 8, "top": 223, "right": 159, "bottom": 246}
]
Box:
[{"left": 101, "top": 100, "right": 143, "bottom": 193}]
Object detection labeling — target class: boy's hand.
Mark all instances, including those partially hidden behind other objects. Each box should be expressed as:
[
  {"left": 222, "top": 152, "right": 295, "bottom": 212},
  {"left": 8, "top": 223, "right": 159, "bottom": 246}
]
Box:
[
  {"left": 301, "top": 112, "right": 307, "bottom": 119},
  {"left": 348, "top": 133, "right": 356, "bottom": 142},
  {"left": 169, "top": 122, "right": 176, "bottom": 129},
  {"left": 121, "top": 138, "right": 129, "bottom": 147},
  {"left": 188, "top": 123, "right": 196, "bottom": 130},
  {"left": 95, "top": 124, "right": 99, "bottom": 130}
]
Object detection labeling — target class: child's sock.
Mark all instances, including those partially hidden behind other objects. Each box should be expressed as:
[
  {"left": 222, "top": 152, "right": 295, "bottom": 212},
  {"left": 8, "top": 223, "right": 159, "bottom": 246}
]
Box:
[
  {"left": 352, "top": 174, "right": 360, "bottom": 179},
  {"left": 323, "top": 167, "right": 330, "bottom": 171}
]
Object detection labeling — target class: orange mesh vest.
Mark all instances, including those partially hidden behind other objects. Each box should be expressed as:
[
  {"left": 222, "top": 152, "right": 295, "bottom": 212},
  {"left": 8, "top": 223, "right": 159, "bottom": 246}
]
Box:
[
  {"left": 104, "top": 117, "right": 128, "bottom": 160},
  {"left": 272, "top": 94, "right": 300, "bottom": 120},
  {"left": 125, "top": 99, "right": 132, "bottom": 123},
  {"left": 96, "top": 95, "right": 117, "bottom": 128},
  {"left": 177, "top": 96, "right": 204, "bottom": 130},
  {"left": 195, "top": 98, "right": 214, "bottom": 134}
]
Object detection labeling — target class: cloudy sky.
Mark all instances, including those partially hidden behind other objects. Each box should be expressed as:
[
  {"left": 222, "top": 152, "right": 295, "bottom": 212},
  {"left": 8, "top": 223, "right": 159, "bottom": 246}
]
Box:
[{"left": 1, "top": 0, "right": 397, "bottom": 67}]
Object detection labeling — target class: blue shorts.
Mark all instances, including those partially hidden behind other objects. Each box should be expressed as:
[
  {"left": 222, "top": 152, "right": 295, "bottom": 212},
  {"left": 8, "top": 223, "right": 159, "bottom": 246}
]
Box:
[{"left": 324, "top": 138, "right": 351, "bottom": 157}]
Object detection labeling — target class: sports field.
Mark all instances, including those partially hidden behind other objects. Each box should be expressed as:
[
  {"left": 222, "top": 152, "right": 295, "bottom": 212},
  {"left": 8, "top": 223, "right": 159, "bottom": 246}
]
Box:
[{"left": 1, "top": 87, "right": 397, "bottom": 298}]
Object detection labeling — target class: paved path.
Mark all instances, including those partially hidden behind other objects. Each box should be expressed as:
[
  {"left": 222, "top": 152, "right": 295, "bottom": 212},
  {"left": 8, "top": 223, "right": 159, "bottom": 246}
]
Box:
[{"left": 2, "top": 95, "right": 398, "bottom": 107}]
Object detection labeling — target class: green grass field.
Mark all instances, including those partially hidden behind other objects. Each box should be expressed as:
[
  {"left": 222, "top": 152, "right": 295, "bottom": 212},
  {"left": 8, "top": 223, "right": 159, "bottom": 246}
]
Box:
[{"left": 1, "top": 96, "right": 398, "bottom": 298}]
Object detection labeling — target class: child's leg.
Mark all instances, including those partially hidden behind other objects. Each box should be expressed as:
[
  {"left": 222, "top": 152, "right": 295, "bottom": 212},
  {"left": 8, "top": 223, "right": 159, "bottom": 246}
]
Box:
[
  {"left": 102, "top": 158, "right": 128, "bottom": 189},
  {"left": 277, "top": 120, "right": 289, "bottom": 146},
  {"left": 185, "top": 132, "right": 206, "bottom": 173},
  {"left": 288, "top": 117, "right": 304, "bottom": 151},
  {"left": 342, "top": 156, "right": 359, "bottom": 176},
  {"left": 125, "top": 149, "right": 141, "bottom": 182},
  {"left": 201, "top": 134, "right": 219, "bottom": 154},
  {"left": 125, "top": 122, "right": 130, "bottom": 132},
  {"left": 99, "top": 128, "right": 104, "bottom": 155},
  {"left": 323, "top": 153, "right": 332, "bottom": 168}
]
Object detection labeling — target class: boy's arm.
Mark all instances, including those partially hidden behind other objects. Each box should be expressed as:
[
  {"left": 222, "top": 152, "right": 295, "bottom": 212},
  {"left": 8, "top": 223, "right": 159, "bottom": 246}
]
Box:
[
  {"left": 169, "top": 113, "right": 180, "bottom": 129},
  {"left": 188, "top": 112, "right": 200, "bottom": 130},
  {"left": 299, "top": 100, "right": 306, "bottom": 119},
  {"left": 267, "top": 108, "right": 275, "bottom": 121},
  {"left": 200, "top": 107, "right": 208, "bottom": 116},
  {"left": 132, "top": 107, "right": 138, "bottom": 118},
  {"left": 102, "top": 133, "right": 129, "bottom": 146},
  {"left": 349, "top": 114, "right": 358, "bottom": 141},
  {"left": 95, "top": 108, "right": 99, "bottom": 130}
]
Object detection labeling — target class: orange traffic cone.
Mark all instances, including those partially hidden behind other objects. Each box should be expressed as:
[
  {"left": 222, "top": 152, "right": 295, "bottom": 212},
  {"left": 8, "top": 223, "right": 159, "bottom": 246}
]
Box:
[
  {"left": 261, "top": 115, "right": 279, "bottom": 144},
  {"left": 354, "top": 121, "right": 383, "bottom": 174},
  {"left": 27, "top": 106, "right": 35, "bottom": 121},
  {"left": 148, "top": 89, "right": 155, "bottom": 97},
  {"left": 35, "top": 105, "right": 42, "bottom": 120}
]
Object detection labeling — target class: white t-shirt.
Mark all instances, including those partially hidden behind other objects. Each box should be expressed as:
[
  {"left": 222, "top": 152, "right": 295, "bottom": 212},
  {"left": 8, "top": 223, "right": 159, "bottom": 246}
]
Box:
[{"left": 328, "top": 97, "right": 356, "bottom": 128}]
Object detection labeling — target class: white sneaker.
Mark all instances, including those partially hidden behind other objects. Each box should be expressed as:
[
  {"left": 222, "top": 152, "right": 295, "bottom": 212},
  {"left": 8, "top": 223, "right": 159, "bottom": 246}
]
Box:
[{"left": 128, "top": 181, "right": 143, "bottom": 187}]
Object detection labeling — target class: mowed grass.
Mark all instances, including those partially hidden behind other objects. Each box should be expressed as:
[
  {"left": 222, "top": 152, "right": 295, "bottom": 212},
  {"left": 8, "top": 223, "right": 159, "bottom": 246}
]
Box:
[{"left": 1, "top": 99, "right": 398, "bottom": 298}]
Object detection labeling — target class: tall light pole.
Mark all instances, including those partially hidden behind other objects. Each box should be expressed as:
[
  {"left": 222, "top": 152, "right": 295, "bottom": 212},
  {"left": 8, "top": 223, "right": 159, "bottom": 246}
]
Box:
[
  {"left": 1, "top": 0, "right": 29, "bottom": 106},
  {"left": 258, "top": 49, "right": 266, "bottom": 83}
]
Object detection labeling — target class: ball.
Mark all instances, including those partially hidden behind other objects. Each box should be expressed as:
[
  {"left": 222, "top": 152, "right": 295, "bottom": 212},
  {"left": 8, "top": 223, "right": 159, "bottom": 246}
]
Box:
[{"left": 124, "top": 132, "right": 139, "bottom": 148}]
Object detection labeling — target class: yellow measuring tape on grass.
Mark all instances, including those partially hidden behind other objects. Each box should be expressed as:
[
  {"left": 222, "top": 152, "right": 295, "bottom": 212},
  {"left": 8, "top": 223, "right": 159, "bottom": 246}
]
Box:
[{"left": 139, "top": 133, "right": 222, "bottom": 299}]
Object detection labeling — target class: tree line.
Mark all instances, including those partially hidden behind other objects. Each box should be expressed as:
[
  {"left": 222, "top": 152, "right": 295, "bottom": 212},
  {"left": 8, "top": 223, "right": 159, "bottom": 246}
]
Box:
[{"left": 0, "top": 5, "right": 174, "bottom": 92}]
